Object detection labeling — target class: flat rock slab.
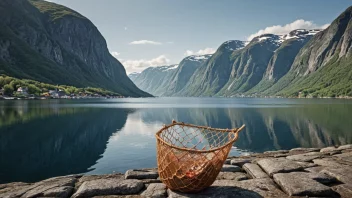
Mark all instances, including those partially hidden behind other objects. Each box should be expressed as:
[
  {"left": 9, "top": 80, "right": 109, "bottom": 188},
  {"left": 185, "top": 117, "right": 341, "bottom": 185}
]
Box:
[
  {"left": 257, "top": 158, "right": 310, "bottom": 176},
  {"left": 313, "top": 158, "right": 352, "bottom": 168},
  {"left": 273, "top": 172, "right": 334, "bottom": 196},
  {"left": 0, "top": 176, "right": 77, "bottom": 198},
  {"left": 77, "top": 174, "right": 124, "bottom": 188},
  {"left": 338, "top": 144, "right": 352, "bottom": 150},
  {"left": 125, "top": 169, "right": 159, "bottom": 179},
  {"left": 286, "top": 152, "right": 326, "bottom": 162},
  {"left": 213, "top": 178, "right": 288, "bottom": 198},
  {"left": 221, "top": 164, "right": 241, "bottom": 172},
  {"left": 243, "top": 163, "right": 269, "bottom": 179},
  {"left": 263, "top": 150, "right": 289, "bottom": 155},
  {"left": 224, "top": 159, "right": 231, "bottom": 164},
  {"left": 334, "top": 152, "right": 352, "bottom": 163},
  {"left": 167, "top": 186, "right": 262, "bottom": 198},
  {"left": 230, "top": 158, "right": 252, "bottom": 167},
  {"left": 320, "top": 146, "right": 339, "bottom": 152},
  {"left": 72, "top": 178, "right": 144, "bottom": 198},
  {"left": 332, "top": 184, "right": 352, "bottom": 198},
  {"left": 168, "top": 178, "right": 287, "bottom": 198},
  {"left": 289, "top": 147, "right": 320, "bottom": 154},
  {"left": 321, "top": 167, "right": 352, "bottom": 184},
  {"left": 216, "top": 172, "right": 248, "bottom": 181},
  {"left": 141, "top": 183, "right": 167, "bottom": 198}
]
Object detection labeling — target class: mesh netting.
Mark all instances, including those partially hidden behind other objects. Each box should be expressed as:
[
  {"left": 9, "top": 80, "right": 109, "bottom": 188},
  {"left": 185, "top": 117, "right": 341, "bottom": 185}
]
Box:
[{"left": 155, "top": 120, "right": 245, "bottom": 193}]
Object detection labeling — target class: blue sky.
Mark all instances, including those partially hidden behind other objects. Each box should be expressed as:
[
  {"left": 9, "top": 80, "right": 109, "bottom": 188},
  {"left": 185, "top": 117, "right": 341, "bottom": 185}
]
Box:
[{"left": 48, "top": 0, "right": 351, "bottom": 73}]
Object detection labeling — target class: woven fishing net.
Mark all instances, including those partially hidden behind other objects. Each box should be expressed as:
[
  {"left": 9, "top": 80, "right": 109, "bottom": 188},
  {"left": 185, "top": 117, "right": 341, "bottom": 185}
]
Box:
[{"left": 156, "top": 120, "right": 245, "bottom": 193}]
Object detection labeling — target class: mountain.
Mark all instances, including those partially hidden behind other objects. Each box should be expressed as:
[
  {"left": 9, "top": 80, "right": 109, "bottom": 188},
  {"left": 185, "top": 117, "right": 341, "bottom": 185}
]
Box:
[
  {"left": 0, "top": 0, "right": 150, "bottom": 97},
  {"left": 128, "top": 65, "right": 179, "bottom": 96},
  {"left": 132, "top": 6, "right": 352, "bottom": 98},
  {"left": 129, "top": 54, "right": 211, "bottom": 96},
  {"left": 265, "top": 6, "right": 352, "bottom": 97},
  {"left": 164, "top": 55, "right": 211, "bottom": 96},
  {"left": 247, "top": 29, "right": 321, "bottom": 94},
  {"left": 179, "top": 40, "right": 247, "bottom": 96}
]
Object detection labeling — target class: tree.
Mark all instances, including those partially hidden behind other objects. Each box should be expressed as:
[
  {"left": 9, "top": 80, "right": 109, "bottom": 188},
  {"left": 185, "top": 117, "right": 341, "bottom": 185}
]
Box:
[
  {"left": 28, "top": 84, "right": 41, "bottom": 95},
  {"left": 3, "top": 84, "right": 14, "bottom": 96}
]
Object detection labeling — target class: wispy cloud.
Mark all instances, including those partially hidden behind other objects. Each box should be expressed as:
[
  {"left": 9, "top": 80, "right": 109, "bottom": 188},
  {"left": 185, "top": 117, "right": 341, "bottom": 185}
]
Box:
[
  {"left": 122, "top": 55, "right": 170, "bottom": 74},
  {"left": 129, "top": 40, "right": 162, "bottom": 45},
  {"left": 185, "top": 47, "right": 216, "bottom": 56},
  {"left": 124, "top": 27, "right": 128, "bottom": 31},
  {"left": 247, "top": 19, "right": 330, "bottom": 41}
]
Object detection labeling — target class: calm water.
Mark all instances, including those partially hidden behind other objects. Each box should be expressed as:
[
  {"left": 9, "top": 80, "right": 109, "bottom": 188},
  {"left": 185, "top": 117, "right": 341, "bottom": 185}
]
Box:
[{"left": 0, "top": 97, "right": 352, "bottom": 183}]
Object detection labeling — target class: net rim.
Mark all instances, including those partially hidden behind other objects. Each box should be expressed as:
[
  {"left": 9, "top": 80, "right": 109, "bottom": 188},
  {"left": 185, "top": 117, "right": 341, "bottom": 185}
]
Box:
[{"left": 155, "top": 121, "right": 245, "bottom": 153}]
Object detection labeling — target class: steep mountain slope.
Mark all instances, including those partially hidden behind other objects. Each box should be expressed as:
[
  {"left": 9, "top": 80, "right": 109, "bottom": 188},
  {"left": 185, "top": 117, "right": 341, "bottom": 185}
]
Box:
[
  {"left": 179, "top": 40, "right": 247, "bottom": 96},
  {"left": 128, "top": 65, "right": 178, "bottom": 96},
  {"left": 247, "top": 29, "right": 320, "bottom": 94},
  {"left": 265, "top": 6, "right": 352, "bottom": 97},
  {"left": 0, "top": 0, "right": 150, "bottom": 97},
  {"left": 218, "top": 35, "right": 282, "bottom": 96},
  {"left": 163, "top": 55, "right": 211, "bottom": 96}
]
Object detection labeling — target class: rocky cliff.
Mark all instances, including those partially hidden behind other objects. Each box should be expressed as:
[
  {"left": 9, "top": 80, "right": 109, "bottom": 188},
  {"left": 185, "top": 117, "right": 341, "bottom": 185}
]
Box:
[{"left": 0, "top": 0, "right": 150, "bottom": 97}]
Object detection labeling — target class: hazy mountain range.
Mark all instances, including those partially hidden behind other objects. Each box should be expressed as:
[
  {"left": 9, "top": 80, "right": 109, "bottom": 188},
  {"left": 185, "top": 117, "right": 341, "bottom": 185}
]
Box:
[{"left": 130, "top": 6, "right": 352, "bottom": 98}]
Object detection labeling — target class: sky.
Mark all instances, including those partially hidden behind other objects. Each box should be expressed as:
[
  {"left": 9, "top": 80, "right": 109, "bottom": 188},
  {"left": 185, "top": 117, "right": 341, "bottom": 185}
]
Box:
[{"left": 47, "top": 0, "right": 351, "bottom": 74}]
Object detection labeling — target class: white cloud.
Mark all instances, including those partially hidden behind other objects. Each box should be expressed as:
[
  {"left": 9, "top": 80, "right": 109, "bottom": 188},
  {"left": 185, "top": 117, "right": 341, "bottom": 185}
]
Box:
[
  {"left": 124, "top": 27, "right": 128, "bottom": 31},
  {"left": 247, "top": 19, "right": 330, "bottom": 41},
  {"left": 110, "top": 51, "right": 120, "bottom": 58},
  {"left": 166, "top": 41, "right": 174, "bottom": 44},
  {"left": 122, "top": 55, "right": 170, "bottom": 74},
  {"left": 129, "top": 40, "right": 162, "bottom": 45},
  {"left": 184, "top": 47, "right": 216, "bottom": 56}
]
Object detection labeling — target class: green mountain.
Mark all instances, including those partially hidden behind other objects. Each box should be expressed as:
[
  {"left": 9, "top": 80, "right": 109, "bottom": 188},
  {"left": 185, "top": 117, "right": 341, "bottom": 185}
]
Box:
[
  {"left": 265, "top": 6, "right": 352, "bottom": 97},
  {"left": 0, "top": 0, "right": 150, "bottom": 97},
  {"left": 179, "top": 40, "right": 247, "bottom": 96},
  {"left": 248, "top": 30, "right": 318, "bottom": 94},
  {"left": 131, "top": 6, "right": 352, "bottom": 98}
]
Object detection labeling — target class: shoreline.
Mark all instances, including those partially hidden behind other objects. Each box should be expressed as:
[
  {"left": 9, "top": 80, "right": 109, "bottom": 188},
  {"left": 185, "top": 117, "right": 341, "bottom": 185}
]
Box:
[{"left": 1, "top": 144, "right": 351, "bottom": 197}]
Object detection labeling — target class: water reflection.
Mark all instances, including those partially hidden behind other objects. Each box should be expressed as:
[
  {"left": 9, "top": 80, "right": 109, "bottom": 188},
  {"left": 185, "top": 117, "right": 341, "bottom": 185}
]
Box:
[{"left": 0, "top": 99, "right": 351, "bottom": 184}]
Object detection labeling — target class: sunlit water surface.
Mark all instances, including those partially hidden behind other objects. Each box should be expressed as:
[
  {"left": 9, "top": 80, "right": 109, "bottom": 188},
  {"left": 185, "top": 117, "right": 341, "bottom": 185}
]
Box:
[{"left": 1, "top": 97, "right": 351, "bottom": 183}]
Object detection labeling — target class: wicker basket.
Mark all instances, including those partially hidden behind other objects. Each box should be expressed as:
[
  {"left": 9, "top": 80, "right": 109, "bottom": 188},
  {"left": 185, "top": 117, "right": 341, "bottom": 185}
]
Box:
[{"left": 155, "top": 120, "right": 245, "bottom": 193}]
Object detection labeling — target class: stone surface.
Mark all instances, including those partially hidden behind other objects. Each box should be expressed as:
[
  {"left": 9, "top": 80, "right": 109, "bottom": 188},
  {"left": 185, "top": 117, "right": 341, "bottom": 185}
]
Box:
[
  {"left": 77, "top": 174, "right": 124, "bottom": 188},
  {"left": 224, "top": 159, "right": 231, "bottom": 164},
  {"left": 313, "top": 158, "right": 352, "bottom": 168},
  {"left": 167, "top": 186, "right": 262, "bottom": 198},
  {"left": 273, "top": 172, "right": 334, "bottom": 196},
  {"left": 338, "top": 144, "right": 352, "bottom": 150},
  {"left": 216, "top": 172, "right": 248, "bottom": 181},
  {"left": 307, "top": 172, "right": 337, "bottom": 184},
  {"left": 72, "top": 178, "right": 144, "bottom": 198},
  {"left": 141, "top": 183, "right": 166, "bottom": 198},
  {"left": 263, "top": 150, "right": 288, "bottom": 154},
  {"left": 305, "top": 166, "right": 325, "bottom": 173},
  {"left": 334, "top": 152, "right": 352, "bottom": 163},
  {"left": 320, "top": 146, "right": 338, "bottom": 152},
  {"left": 22, "top": 176, "right": 77, "bottom": 198},
  {"left": 321, "top": 167, "right": 352, "bottom": 184},
  {"left": 242, "top": 163, "right": 269, "bottom": 179},
  {"left": 332, "top": 184, "right": 352, "bottom": 198},
  {"left": 221, "top": 164, "right": 241, "bottom": 172},
  {"left": 257, "top": 158, "right": 307, "bottom": 176},
  {"left": 168, "top": 178, "right": 287, "bottom": 198},
  {"left": 125, "top": 169, "right": 159, "bottom": 180},
  {"left": 289, "top": 147, "right": 320, "bottom": 154},
  {"left": 42, "top": 186, "right": 74, "bottom": 197},
  {"left": 213, "top": 179, "right": 288, "bottom": 198},
  {"left": 286, "top": 152, "right": 326, "bottom": 162},
  {"left": 230, "top": 158, "right": 252, "bottom": 167}
]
